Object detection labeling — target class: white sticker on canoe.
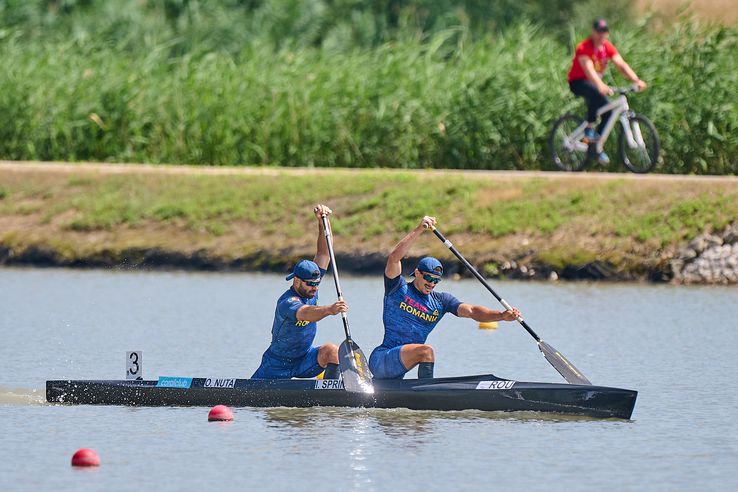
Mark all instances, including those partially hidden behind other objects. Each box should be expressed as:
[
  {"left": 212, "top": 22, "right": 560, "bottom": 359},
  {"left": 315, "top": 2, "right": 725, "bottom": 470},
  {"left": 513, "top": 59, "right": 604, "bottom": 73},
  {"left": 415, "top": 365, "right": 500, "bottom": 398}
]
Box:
[
  {"left": 126, "top": 351, "right": 142, "bottom": 380},
  {"left": 204, "top": 378, "right": 236, "bottom": 388},
  {"left": 476, "top": 380, "right": 515, "bottom": 390},
  {"left": 315, "top": 380, "right": 344, "bottom": 390}
]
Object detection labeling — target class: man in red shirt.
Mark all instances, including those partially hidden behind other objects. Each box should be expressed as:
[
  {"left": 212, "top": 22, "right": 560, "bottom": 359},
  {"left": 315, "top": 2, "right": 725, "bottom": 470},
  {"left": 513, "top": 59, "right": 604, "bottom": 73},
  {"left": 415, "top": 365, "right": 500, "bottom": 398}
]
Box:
[{"left": 567, "top": 19, "right": 647, "bottom": 164}]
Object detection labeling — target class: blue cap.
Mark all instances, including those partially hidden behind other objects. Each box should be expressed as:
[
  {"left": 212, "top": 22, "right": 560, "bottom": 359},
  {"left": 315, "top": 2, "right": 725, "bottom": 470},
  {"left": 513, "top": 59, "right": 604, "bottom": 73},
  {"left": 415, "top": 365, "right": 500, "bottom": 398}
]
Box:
[
  {"left": 286, "top": 259, "right": 322, "bottom": 281},
  {"left": 414, "top": 257, "right": 444, "bottom": 276}
]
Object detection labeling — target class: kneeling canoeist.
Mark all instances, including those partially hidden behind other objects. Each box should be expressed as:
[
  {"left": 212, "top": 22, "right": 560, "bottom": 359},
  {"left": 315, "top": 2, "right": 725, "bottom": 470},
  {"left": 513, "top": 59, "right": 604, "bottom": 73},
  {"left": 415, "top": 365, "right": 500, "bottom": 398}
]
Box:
[
  {"left": 252, "top": 205, "right": 347, "bottom": 380},
  {"left": 369, "top": 216, "right": 522, "bottom": 379}
]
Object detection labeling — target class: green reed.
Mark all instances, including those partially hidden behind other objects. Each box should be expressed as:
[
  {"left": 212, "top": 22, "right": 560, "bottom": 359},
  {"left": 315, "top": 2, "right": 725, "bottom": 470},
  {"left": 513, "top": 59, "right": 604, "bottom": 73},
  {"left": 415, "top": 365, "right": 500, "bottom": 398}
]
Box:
[{"left": 0, "top": 1, "right": 735, "bottom": 174}]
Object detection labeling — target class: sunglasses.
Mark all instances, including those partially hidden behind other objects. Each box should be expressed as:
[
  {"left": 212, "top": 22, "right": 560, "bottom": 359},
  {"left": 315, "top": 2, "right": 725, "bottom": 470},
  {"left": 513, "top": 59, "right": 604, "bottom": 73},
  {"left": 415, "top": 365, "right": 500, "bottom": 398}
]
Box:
[
  {"left": 421, "top": 273, "right": 442, "bottom": 284},
  {"left": 300, "top": 279, "right": 321, "bottom": 287}
]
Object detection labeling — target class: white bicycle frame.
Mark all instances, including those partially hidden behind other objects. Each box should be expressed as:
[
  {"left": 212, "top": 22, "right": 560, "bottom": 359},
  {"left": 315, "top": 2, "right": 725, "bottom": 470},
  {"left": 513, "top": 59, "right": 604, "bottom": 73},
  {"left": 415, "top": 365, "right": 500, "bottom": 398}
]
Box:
[{"left": 564, "top": 93, "right": 646, "bottom": 154}]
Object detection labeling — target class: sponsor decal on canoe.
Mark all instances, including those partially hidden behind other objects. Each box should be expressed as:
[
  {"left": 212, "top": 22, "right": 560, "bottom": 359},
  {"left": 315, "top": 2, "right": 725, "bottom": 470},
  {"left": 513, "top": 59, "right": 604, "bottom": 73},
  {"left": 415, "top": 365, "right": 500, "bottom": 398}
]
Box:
[
  {"left": 156, "top": 377, "right": 193, "bottom": 388},
  {"left": 204, "top": 378, "right": 236, "bottom": 388},
  {"left": 476, "top": 380, "right": 515, "bottom": 390},
  {"left": 315, "top": 379, "right": 344, "bottom": 390}
]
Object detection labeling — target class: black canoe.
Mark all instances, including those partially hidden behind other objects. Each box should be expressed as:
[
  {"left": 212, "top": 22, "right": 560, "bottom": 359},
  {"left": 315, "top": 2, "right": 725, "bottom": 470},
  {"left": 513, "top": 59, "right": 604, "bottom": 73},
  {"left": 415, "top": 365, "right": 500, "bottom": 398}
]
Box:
[{"left": 46, "top": 374, "right": 637, "bottom": 419}]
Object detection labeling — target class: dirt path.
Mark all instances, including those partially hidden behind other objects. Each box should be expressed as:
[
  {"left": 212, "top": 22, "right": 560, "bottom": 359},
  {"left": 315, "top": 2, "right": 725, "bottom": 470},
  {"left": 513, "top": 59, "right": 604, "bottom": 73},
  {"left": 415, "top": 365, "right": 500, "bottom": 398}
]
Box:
[{"left": 2, "top": 160, "right": 738, "bottom": 183}]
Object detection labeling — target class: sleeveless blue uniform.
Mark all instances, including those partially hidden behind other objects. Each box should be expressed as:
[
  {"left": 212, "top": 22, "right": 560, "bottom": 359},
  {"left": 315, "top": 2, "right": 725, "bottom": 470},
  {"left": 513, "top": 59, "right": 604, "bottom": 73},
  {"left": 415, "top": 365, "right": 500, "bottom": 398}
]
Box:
[
  {"left": 252, "top": 271, "right": 327, "bottom": 379},
  {"left": 369, "top": 275, "right": 462, "bottom": 379}
]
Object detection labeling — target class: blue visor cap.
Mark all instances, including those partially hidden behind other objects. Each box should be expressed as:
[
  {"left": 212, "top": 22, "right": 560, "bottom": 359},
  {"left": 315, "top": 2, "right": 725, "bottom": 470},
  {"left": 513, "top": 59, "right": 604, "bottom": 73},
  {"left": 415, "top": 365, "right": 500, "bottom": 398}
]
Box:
[
  {"left": 286, "top": 259, "right": 322, "bottom": 281},
  {"left": 414, "top": 257, "right": 444, "bottom": 277}
]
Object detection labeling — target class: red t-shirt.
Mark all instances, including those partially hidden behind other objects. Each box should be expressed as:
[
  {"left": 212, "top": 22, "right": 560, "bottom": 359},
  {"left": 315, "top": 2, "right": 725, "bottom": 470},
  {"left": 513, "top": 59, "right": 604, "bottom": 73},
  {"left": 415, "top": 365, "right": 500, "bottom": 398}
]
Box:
[{"left": 567, "top": 38, "right": 618, "bottom": 82}]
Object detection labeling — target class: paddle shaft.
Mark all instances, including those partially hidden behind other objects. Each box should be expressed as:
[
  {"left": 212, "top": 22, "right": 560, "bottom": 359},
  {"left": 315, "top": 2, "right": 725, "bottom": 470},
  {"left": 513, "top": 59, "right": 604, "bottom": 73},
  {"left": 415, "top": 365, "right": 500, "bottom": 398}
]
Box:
[
  {"left": 431, "top": 226, "right": 592, "bottom": 386},
  {"left": 321, "top": 215, "right": 354, "bottom": 342},
  {"left": 320, "top": 216, "right": 374, "bottom": 392},
  {"left": 431, "top": 228, "right": 542, "bottom": 342}
]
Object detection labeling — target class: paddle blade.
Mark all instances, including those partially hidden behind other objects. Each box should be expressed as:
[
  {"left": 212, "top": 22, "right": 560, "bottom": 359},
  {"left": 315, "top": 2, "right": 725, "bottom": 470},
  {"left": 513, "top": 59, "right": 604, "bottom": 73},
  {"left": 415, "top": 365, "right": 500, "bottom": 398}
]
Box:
[
  {"left": 538, "top": 340, "right": 592, "bottom": 385},
  {"left": 338, "top": 340, "right": 374, "bottom": 393}
]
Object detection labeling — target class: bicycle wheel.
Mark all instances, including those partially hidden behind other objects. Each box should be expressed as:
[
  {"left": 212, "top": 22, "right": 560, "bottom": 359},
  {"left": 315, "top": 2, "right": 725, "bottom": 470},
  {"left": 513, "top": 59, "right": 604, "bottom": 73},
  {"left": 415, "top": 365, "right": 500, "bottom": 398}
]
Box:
[
  {"left": 549, "top": 114, "right": 589, "bottom": 172},
  {"left": 618, "top": 114, "right": 660, "bottom": 173}
]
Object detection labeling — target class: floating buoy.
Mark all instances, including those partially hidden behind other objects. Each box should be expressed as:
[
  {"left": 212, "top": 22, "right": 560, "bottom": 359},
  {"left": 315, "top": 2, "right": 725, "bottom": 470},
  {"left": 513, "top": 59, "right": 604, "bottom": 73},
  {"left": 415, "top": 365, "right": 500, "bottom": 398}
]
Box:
[
  {"left": 208, "top": 405, "right": 234, "bottom": 421},
  {"left": 71, "top": 448, "right": 100, "bottom": 467},
  {"left": 478, "top": 321, "right": 498, "bottom": 330}
]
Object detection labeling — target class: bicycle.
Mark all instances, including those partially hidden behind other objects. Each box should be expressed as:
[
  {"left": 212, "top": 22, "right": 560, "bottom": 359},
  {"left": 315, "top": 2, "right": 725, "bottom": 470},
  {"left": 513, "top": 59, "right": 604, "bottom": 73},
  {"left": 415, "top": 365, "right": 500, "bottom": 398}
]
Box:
[{"left": 548, "top": 86, "right": 660, "bottom": 173}]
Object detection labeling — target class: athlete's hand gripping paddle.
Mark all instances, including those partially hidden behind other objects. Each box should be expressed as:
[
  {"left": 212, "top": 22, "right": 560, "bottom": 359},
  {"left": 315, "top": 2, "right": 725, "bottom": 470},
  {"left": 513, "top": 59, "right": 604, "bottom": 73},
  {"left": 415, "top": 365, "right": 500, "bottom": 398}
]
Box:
[
  {"left": 321, "top": 215, "right": 374, "bottom": 393},
  {"left": 429, "top": 225, "right": 592, "bottom": 386}
]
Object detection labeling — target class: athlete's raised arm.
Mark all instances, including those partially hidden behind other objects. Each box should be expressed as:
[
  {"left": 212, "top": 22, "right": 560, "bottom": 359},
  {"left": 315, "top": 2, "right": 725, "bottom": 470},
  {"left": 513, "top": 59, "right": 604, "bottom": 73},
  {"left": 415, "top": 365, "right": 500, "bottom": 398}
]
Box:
[
  {"left": 313, "top": 204, "right": 332, "bottom": 270},
  {"left": 385, "top": 216, "right": 436, "bottom": 278}
]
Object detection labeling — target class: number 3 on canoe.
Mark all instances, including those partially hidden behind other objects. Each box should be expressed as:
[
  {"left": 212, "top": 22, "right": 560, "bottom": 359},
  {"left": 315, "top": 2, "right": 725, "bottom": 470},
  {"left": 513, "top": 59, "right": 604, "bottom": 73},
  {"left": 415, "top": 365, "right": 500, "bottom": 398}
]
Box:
[{"left": 126, "top": 351, "right": 142, "bottom": 380}]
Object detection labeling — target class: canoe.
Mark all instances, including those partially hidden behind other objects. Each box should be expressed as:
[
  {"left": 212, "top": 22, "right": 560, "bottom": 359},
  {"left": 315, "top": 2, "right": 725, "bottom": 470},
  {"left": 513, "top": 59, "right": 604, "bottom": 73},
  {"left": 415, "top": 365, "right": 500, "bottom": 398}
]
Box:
[{"left": 46, "top": 374, "right": 637, "bottom": 419}]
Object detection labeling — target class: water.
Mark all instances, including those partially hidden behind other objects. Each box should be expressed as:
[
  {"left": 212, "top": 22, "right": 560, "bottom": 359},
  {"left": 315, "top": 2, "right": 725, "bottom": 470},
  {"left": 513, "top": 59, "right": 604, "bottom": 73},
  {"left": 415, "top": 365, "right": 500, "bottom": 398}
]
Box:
[{"left": 1, "top": 268, "right": 736, "bottom": 491}]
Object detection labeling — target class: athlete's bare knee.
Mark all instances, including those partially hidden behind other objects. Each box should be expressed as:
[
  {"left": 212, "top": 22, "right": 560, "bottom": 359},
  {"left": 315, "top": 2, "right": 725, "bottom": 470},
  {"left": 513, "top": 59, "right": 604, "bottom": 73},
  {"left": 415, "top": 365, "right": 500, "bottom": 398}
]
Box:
[
  {"left": 319, "top": 344, "right": 339, "bottom": 366},
  {"left": 417, "top": 344, "right": 435, "bottom": 362}
]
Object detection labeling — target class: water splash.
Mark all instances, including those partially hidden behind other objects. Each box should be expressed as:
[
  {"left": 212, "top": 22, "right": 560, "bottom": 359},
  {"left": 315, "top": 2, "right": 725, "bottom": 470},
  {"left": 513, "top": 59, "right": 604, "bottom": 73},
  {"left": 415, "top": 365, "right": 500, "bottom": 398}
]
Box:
[{"left": 0, "top": 386, "right": 46, "bottom": 405}]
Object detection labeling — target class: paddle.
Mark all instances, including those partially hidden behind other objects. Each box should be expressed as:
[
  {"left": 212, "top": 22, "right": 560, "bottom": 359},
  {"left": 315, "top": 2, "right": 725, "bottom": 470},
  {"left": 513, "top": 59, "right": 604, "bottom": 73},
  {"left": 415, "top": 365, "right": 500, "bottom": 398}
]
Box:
[
  {"left": 320, "top": 215, "right": 374, "bottom": 393},
  {"left": 430, "top": 226, "right": 592, "bottom": 386}
]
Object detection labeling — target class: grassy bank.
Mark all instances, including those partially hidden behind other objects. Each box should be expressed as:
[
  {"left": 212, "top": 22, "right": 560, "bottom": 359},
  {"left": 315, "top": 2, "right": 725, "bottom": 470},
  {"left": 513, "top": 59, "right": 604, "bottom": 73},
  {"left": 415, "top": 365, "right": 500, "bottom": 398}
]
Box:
[
  {"left": 2, "top": 162, "right": 737, "bottom": 279},
  {"left": 0, "top": 2, "right": 736, "bottom": 174}
]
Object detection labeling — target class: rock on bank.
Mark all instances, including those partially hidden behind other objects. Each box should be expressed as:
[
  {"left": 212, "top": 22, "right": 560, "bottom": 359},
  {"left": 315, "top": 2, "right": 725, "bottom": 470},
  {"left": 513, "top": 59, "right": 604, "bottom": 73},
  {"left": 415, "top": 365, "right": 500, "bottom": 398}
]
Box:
[{"left": 671, "top": 222, "right": 738, "bottom": 284}]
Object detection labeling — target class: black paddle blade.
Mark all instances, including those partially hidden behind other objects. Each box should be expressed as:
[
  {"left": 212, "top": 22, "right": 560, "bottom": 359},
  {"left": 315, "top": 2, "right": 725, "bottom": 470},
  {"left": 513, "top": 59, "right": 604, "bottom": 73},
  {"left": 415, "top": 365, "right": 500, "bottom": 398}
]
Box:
[
  {"left": 338, "top": 340, "right": 374, "bottom": 393},
  {"left": 538, "top": 340, "right": 592, "bottom": 385}
]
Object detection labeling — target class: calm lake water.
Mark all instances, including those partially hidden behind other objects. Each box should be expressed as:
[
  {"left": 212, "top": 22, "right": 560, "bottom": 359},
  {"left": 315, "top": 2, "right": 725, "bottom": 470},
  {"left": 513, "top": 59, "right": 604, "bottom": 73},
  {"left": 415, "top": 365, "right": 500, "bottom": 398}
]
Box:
[{"left": 1, "top": 268, "right": 736, "bottom": 491}]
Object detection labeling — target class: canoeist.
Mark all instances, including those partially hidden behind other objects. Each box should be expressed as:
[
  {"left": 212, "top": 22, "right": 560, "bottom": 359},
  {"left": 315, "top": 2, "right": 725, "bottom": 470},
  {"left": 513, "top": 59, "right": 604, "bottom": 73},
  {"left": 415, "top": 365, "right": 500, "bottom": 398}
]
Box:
[
  {"left": 251, "top": 205, "right": 347, "bottom": 380},
  {"left": 369, "top": 216, "right": 522, "bottom": 379}
]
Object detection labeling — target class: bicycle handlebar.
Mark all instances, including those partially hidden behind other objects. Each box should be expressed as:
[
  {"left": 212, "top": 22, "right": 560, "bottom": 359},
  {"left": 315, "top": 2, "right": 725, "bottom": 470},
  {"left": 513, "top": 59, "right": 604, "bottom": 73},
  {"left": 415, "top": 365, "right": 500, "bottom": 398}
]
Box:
[{"left": 610, "top": 84, "right": 642, "bottom": 95}]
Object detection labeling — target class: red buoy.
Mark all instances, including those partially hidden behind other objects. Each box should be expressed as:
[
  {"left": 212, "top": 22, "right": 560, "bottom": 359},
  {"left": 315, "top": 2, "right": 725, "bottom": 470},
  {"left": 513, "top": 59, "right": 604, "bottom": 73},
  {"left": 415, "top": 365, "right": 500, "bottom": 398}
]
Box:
[
  {"left": 208, "top": 405, "right": 233, "bottom": 421},
  {"left": 71, "top": 448, "right": 100, "bottom": 467}
]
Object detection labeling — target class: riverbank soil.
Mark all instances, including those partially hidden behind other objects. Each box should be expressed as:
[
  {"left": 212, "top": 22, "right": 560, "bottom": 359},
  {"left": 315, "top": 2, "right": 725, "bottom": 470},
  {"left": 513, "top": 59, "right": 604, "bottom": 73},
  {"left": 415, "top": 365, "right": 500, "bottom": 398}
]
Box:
[{"left": 1, "top": 162, "right": 737, "bottom": 282}]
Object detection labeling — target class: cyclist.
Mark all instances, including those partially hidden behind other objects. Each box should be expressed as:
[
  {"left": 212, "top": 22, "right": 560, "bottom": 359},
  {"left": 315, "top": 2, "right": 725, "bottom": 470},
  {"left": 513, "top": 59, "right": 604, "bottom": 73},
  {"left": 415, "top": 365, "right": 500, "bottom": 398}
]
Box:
[{"left": 567, "top": 19, "right": 647, "bottom": 164}]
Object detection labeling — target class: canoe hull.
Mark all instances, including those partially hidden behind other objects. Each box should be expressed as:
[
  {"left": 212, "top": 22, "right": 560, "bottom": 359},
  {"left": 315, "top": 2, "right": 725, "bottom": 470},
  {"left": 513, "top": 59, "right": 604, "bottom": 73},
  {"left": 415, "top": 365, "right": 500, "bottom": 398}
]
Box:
[{"left": 46, "top": 374, "right": 637, "bottom": 419}]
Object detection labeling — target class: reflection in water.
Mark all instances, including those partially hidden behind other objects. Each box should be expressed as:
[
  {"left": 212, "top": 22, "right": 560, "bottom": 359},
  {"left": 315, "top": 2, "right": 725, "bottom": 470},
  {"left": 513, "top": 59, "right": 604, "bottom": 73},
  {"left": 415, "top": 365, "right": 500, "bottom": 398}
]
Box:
[
  {"left": 258, "top": 406, "right": 438, "bottom": 441},
  {"left": 253, "top": 405, "right": 602, "bottom": 440},
  {"left": 348, "top": 411, "right": 371, "bottom": 490}
]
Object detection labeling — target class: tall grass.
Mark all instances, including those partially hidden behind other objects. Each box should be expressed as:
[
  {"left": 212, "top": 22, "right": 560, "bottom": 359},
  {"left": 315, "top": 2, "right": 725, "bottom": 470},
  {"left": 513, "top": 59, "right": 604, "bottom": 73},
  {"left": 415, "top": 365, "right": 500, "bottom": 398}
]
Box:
[{"left": 0, "top": 1, "right": 735, "bottom": 173}]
